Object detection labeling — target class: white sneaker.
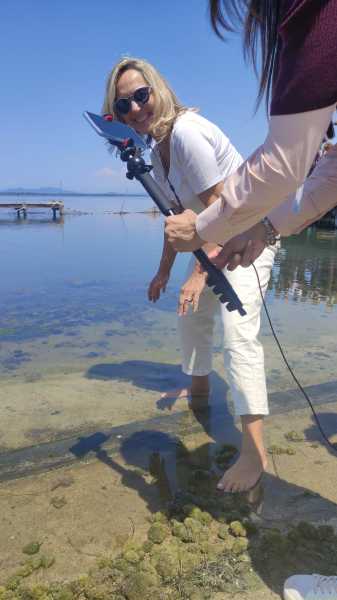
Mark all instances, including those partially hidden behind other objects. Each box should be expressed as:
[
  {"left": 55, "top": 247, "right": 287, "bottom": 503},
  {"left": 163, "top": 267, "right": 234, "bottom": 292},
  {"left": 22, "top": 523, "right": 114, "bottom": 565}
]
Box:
[{"left": 284, "top": 574, "right": 337, "bottom": 600}]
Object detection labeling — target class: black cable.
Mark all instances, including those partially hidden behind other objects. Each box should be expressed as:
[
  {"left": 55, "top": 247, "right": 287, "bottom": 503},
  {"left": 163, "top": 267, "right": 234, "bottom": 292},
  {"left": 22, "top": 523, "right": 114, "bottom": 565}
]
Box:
[{"left": 252, "top": 262, "right": 337, "bottom": 453}]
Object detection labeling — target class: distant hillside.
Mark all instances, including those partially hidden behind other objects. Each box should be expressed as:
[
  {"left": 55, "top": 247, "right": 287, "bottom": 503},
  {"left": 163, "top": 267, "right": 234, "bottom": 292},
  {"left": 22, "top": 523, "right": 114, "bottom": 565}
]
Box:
[
  {"left": 1, "top": 187, "right": 74, "bottom": 194},
  {"left": 0, "top": 187, "right": 146, "bottom": 197}
]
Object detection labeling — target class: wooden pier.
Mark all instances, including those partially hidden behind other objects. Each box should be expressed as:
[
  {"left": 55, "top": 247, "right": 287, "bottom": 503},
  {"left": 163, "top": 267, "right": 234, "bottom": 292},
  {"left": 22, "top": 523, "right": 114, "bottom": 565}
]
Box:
[{"left": 0, "top": 201, "right": 64, "bottom": 219}]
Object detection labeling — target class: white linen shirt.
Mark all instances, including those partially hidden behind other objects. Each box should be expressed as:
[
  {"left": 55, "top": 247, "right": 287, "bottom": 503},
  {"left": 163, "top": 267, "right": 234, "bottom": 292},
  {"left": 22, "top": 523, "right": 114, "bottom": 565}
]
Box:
[{"left": 151, "top": 111, "right": 243, "bottom": 214}]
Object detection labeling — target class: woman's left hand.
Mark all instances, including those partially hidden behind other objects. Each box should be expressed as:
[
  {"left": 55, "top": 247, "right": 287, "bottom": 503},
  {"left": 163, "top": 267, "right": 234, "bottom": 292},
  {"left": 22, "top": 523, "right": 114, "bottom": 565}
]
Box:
[
  {"left": 165, "top": 209, "right": 204, "bottom": 252},
  {"left": 178, "top": 271, "right": 207, "bottom": 316}
]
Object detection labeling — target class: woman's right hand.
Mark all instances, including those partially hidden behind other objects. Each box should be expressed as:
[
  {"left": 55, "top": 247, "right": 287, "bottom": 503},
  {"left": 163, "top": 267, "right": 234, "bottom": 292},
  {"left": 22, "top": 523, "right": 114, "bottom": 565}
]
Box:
[
  {"left": 148, "top": 271, "right": 170, "bottom": 302},
  {"left": 210, "top": 222, "right": 269, "bottom": 271}
]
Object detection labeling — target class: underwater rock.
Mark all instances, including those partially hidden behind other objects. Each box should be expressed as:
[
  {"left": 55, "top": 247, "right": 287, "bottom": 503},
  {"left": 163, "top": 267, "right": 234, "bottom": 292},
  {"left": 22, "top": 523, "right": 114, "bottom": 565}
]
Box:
[
  {"left": 181, "top": 503, "right": 198, "bottom": 517},
  {"left": 199, "top": 540, "right": 225, "bottom": 560},
  {"left": 150, "top": 545, "right": 180, "bottom": 580},
  {"left": 187, "top": 469, "right": 217, "bottom": 497},
  {"left": 238, "top": 503, "right": 251, "bottom": 517},
  {"left": 232, "top": 538, "right": 249, "bottom": 555},
  {"left": 113, "top": 557, "right": 134, "bottom": 576},
  {"left": 123, "top": 551, "right": 141, "bottom": 565},
  {"left": 22, "top": 542, "right": 41, "bottom": 555},
  {"left": 242, "top": 519, "right": 259, "bottom": 536},
  {"left": 260, "top": 528, "right": 290, "bottom": 556},
  {"left": 142, "top": 541, "right": 153, "bottom": 553},
  {"left": 151, "top": 511, "right": 169, "bottom": 525},
  {"left": 48, "top": 586, "right": 74, "bottom": 600},
  {"left": 147, "top": 522, "right": 169, "bottom": 544},
  {"left": 123, "top": 571, "right": 159, "bottom": 600},
  {"left": 180, "top": 582, "right": 205, "bottom": 600},
  {"left": 50, "top": 475, "right": 75, "bottom": 491},
  {"left": 284, "top": 430, "right": 305, "bottom": 442},
  {"left": 17, "top": 562, "right": 35, "bottom": 578},
  {"left": 229, "top": 521, "right": 247, "bottom": 538},
  {"left": 28, "top": 556, "right": 43, "bottom": 571},
  {"left": 186, "top": 507, "right": 212, "bottom": 526},
  {"left": 188, "top": 506, "right": 203, "bottom": 520},
  {"left": 316, "top": 524, "right": 335, "bottom": 541},
  {"left": 4, "top": 577, "right": 21, "bottom": 592},
  {"left": 222, "top": 510, "right": 242, "bottom": 523},
  {"left": 217, "top": 524, "right": 230, "bottom": 540},
  {"left": 220, "top": 536, "right": 235, "bottom": 553},
  {"left": 215, "top": 444, "right": 238, "bottom": 467},
  {"left": 267, "top": 445, "right": 296, "bottom": 456},
  {"left": 40, "top": 554, "right": 55, "bottom": 569},
  {"left": 179, "top": 549, "right": 203, "bottom": 574},
  {"left": 183, "top": 517, "right": 206, "bottom": 542},
  {"left": 296, "top": 521, "right": 319, "bottom": 540},
  {"left": 171, "top": 520, "right": 191, "bottom": 543},
  {"left": 50, "top": 496, "right": 67, "bottom": 509}
]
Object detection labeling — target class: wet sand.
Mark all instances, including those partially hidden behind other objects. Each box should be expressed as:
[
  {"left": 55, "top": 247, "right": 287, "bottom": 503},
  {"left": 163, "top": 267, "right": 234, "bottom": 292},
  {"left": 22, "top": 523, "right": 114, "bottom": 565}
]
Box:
[{"left": 1, "top": 384, "right": 337, "bottom": 599}]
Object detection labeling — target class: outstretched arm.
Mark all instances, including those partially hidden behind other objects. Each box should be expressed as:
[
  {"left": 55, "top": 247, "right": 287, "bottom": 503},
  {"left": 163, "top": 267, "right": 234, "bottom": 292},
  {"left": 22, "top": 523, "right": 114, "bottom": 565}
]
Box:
[
  {"left": 211, "top": 142, "right": 337, "bottom": 270},
  {"left": 165, "top": 105, "right": 335, "bottom": 250}
]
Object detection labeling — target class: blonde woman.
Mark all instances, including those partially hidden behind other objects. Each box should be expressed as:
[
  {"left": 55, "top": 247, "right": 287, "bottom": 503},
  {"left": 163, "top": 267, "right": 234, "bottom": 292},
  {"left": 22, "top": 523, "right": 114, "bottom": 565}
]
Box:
[{"left": 102, "top": 57, "right": 278, "bottom": 494}]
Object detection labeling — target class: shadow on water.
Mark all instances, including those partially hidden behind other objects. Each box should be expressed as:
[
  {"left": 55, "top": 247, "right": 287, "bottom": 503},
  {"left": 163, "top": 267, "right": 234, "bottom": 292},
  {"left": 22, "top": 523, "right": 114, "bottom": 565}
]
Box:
[
  {"left": 305, "top": 412, "right": 337, "bottom": 455},
  {"left": 86, "top": 359, "right": 239, "bottom": 445}
]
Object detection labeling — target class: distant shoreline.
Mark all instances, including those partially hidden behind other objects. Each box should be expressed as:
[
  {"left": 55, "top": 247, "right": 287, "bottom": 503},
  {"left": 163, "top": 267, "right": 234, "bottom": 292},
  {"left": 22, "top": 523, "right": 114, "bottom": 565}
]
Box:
[{"left": 0, "top": 191, "right": 147, "bottom": 198}]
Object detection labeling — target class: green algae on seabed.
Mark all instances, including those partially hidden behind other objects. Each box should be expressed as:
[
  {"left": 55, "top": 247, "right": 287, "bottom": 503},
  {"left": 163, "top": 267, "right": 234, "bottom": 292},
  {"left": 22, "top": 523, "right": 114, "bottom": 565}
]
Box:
[
  {"left": 267, "top": 444, "right": 296, "bottom": 455},
  {"left": 284, "top": 430, "right": 305, "bottom": 442},
  {"left": 4, "top": 483, "right": 337, "bottom": 600},
  {"left": 22, "top": 543, "right": 41, "bottom": 556}
]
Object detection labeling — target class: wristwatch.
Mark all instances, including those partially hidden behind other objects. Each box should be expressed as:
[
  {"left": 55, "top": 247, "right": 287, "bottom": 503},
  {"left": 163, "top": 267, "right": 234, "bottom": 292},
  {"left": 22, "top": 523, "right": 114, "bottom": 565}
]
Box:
[{"left": 261, "top": 217, "right": 279, "bottom": 246}]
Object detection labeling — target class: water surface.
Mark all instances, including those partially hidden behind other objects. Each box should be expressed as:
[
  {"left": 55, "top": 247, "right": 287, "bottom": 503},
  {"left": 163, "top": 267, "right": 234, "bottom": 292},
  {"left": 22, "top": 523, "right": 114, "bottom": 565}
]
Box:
[{"left": 1, "top": 194, "right": 337, "bottom": 451}]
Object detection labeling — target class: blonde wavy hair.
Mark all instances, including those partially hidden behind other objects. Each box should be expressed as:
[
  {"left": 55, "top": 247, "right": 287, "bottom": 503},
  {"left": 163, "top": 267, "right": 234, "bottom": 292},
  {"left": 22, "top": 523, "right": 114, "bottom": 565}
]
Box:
[{"left": 102, "top": 57, "right": 190, "bottom": 142}]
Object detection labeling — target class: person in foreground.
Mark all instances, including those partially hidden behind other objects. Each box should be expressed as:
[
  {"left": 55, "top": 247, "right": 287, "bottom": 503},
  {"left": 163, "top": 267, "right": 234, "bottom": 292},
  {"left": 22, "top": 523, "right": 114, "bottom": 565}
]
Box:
[
  {"left": 164, "top": 0, "right": 337, "bottom": 266},
  {"left": 102, "top": 56, "right": 279, "bottom": 493},
  {"left": 283, "top": 573, "right": 337, "bottom": 600}
]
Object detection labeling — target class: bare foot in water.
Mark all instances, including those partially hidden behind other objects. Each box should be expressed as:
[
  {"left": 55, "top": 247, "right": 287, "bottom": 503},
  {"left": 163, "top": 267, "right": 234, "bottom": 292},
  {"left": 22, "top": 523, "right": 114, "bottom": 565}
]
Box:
[
  {"left": 157, "top": 375, "right": 210, "bottom": 410},
  {"left": 217, "top": 415, "right": 267, "bottom": 493},
  {"left": 217, "top": 450, "right": 267, "bottom": 493}
]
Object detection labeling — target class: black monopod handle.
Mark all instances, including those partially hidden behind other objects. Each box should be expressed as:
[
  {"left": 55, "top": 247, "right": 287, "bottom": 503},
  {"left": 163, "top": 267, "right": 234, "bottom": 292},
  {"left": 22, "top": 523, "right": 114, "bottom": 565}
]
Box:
[{"left": 134, "top": 170, "right": 246, "bottom": 316}]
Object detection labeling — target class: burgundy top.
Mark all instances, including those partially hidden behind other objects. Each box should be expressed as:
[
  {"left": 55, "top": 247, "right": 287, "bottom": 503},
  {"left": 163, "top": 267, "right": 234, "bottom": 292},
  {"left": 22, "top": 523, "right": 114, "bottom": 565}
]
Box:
[{"left": 271, "top": 0, "right": 337, "bottom": 115}]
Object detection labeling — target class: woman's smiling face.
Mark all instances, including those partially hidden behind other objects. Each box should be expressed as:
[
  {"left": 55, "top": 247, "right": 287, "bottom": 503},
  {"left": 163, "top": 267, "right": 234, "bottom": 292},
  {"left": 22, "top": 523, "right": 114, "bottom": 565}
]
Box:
[{"left": 115, "top": 69, "right": 155, "bottom": 135}]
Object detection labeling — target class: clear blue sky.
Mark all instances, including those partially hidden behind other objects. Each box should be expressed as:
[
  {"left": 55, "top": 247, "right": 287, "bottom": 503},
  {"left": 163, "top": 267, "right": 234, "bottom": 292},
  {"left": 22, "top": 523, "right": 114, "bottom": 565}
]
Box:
[{"left": 1, "top": 0, "right": 268, "bottom": 193}]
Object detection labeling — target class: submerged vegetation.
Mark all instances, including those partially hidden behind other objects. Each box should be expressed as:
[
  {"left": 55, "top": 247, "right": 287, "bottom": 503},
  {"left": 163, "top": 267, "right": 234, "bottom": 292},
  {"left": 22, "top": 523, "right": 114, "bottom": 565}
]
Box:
[{"left": 2, "top": 443, "right": 337, "bottom": 600}]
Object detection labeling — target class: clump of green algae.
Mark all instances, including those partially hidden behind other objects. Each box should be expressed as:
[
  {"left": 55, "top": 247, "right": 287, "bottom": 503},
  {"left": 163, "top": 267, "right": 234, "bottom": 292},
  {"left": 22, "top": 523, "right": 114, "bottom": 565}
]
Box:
[{"left": 284, "top": 430, "right": 305, "bottom": 442}]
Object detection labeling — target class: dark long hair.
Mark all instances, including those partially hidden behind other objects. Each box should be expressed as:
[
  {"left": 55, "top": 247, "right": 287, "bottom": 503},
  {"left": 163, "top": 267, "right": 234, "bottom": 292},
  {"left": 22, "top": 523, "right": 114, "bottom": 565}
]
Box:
[{"left": 209, "top": 0, "right": 281, "bottom": 108}]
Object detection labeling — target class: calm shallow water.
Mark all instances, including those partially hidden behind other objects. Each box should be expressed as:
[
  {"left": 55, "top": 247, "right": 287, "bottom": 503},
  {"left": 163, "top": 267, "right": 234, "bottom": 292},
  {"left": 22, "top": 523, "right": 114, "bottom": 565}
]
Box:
[
  {"left": 2, "top": 194, "right": 337, "bottom": 589},
  {"left": 0, "top": 194, "right": 337, "bottom": 449},
  {"left": 1, "top": 194, "right": 337, "bottom": 373}
]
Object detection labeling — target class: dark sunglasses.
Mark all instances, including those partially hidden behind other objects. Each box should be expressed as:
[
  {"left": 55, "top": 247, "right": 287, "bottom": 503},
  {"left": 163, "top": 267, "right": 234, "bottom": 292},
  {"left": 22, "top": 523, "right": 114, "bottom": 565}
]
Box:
[{"left": 113, "top": 86, "right": 152, "bottom": 116}]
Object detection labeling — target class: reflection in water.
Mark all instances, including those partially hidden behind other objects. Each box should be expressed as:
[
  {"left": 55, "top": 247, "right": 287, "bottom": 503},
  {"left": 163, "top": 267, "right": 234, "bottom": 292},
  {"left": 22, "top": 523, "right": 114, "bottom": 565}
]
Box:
[
  {"left": 0, "top": 216, "right": 64, "bottom": 226},
  {"left": 269, "top": 228, "right": 337, "bottom": 308}
]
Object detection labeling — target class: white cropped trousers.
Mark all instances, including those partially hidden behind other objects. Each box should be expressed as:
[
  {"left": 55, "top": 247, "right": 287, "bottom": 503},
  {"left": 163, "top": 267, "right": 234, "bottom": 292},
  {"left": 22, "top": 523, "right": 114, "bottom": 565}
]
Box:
[{"left": 178, "top": 245, "right": 278, "bottom": 416}]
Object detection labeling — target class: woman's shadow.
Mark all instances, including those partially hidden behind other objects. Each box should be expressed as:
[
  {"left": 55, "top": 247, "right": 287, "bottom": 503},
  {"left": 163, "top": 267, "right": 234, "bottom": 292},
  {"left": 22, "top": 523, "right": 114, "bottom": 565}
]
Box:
[
  {"left": 86, "top": 358, "right": 241, "bottom": 446},
  {"left": 81, "top": 358, "right": 241, "bottom": 508}
]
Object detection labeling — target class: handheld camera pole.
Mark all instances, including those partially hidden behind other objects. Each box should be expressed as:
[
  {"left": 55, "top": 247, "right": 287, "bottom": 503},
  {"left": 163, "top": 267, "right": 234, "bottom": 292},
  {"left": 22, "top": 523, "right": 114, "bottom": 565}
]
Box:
[{"left": 83, "top": 111, "right": 246, "bottom": 316}]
